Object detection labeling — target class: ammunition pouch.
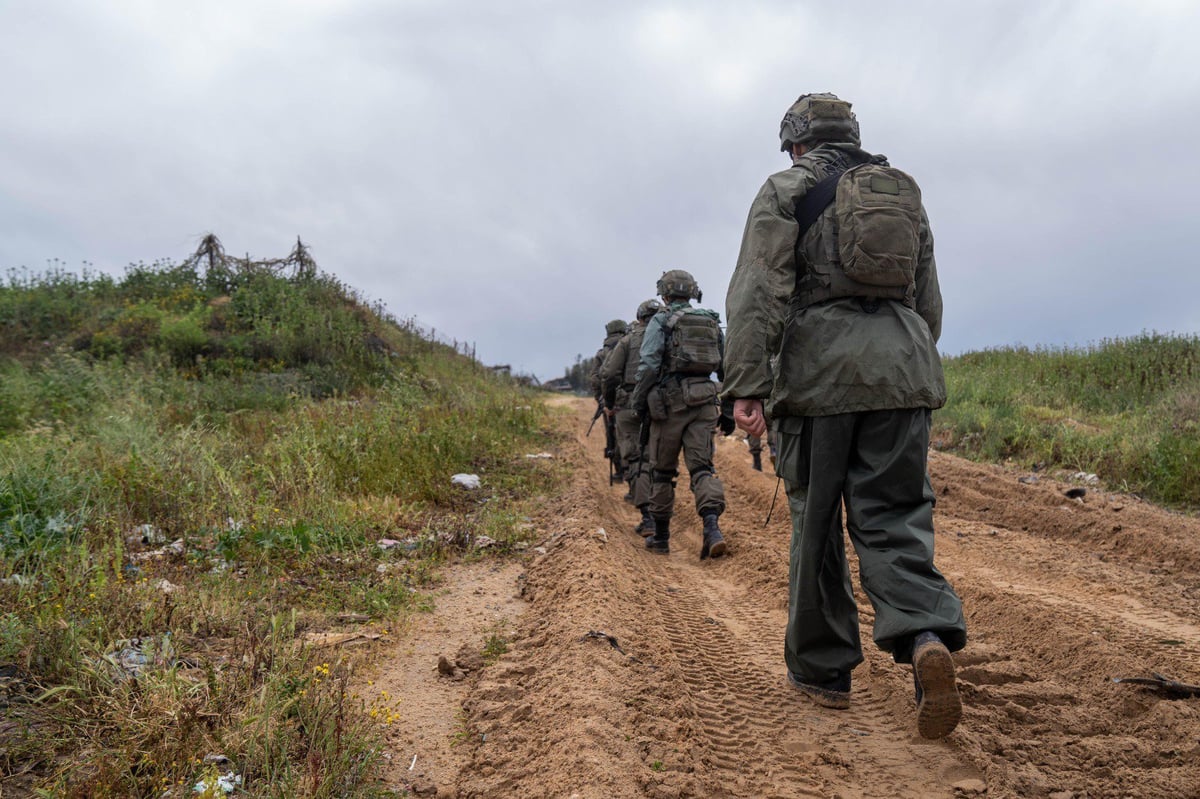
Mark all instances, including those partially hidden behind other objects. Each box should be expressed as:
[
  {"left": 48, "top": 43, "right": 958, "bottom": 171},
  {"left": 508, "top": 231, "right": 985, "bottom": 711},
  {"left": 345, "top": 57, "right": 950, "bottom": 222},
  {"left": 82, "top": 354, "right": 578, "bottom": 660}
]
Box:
[
  {"left": 647, "top": 386, "right": 669, "bottom": 421},
  {"left": 680, "top": 376, "right": 717, "bottom": 408}
]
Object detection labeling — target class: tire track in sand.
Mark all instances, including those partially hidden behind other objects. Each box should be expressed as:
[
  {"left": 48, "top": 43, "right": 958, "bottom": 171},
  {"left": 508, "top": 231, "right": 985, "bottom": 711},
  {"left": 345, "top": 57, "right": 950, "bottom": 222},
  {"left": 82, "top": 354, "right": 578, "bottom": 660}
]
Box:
[{"left": 451, "top": 398, "right": 1200, "bottom": 797}]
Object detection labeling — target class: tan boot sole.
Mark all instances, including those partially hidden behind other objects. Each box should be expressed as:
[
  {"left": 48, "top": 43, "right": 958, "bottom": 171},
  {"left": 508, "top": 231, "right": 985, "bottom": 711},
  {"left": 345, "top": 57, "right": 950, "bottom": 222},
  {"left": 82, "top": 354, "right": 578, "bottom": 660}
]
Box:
[{"left": 914, "top": 639, "right": 962, "bottom": 739}]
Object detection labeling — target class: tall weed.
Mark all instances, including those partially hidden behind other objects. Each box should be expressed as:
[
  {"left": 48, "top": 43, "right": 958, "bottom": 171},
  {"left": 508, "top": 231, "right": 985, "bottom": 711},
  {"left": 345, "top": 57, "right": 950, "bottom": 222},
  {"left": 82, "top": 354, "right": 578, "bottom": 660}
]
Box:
[{"left": 938, "top": 332, "right": 1200, "bottom": 507}]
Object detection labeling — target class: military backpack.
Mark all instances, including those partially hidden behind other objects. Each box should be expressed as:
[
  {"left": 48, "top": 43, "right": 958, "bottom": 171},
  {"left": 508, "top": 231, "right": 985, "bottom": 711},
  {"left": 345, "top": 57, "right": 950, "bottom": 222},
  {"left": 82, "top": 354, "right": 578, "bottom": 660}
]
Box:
[
  {"left": 663, "top": 309, "right": 721, "bottom": 376},
  {"left": 794, "top": 155, "right": 923, "bottom": 308}
]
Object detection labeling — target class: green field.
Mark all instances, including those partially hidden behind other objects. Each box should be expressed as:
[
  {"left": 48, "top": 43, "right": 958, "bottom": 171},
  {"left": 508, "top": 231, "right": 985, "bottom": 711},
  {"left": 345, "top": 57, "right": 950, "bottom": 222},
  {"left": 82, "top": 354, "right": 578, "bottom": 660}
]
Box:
[
  {"left": 0, "top": 249, "right": 557, "bottom": 797},
  {"left": 936, "top": 333, "right": 1200, "bottom": 507}
]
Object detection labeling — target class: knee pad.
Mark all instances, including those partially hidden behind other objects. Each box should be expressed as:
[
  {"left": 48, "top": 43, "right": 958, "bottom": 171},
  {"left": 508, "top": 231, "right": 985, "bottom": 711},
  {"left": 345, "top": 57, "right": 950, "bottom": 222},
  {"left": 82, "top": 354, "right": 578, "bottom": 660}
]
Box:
[
  {"left": 689, "top": 466, "right": 715, "bottom": 489},
  {"left": 652, "top": 469, "right": 677, "bottom": 484}
]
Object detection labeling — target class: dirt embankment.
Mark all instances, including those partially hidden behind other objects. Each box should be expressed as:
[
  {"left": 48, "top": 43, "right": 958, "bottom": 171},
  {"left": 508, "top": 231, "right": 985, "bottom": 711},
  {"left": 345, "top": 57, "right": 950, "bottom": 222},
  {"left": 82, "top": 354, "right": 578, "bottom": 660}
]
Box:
[{"left": 377, "top": 397, "right": 1200, "bottom": 798}]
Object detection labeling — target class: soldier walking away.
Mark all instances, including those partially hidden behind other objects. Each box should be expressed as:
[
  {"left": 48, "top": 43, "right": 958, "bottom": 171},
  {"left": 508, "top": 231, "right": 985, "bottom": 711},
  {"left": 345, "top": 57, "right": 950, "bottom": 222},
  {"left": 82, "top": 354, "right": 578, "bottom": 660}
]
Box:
[
  {"left": 631, "top": 270, "right": 734, "bottom": 559},
  {"left": 723, "top": 93, "right": 967, "bottom": 739},
  {"left": 600, "top": 299, "right": 663, "bottom": 532},
  {"left": 589, "top": 319, "right": 627, "bottom": 484},
  {"left": 747, "top": 425, "right": 778, "bottom": 472}
]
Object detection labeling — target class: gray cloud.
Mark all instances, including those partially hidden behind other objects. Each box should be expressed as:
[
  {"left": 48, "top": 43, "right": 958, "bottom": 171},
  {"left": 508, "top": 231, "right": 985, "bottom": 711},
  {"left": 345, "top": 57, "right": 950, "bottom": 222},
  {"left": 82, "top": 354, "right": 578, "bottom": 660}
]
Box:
[{"left": 3, "top": 0, "right": 1198, "bottom": 380}]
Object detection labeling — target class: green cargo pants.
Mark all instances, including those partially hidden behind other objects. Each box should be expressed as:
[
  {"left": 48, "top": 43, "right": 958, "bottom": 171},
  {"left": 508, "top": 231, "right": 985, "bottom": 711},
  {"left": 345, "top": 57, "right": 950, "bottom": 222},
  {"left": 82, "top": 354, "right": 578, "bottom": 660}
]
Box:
[
  {"left": 647, "top": 397, "right": 726, "bottom": 519},
  {"left": 614, "top": 406, "right": 650, "bottom": 507},
  {"left": 776, "top": 408, "right": 966, "bottom": 684}
]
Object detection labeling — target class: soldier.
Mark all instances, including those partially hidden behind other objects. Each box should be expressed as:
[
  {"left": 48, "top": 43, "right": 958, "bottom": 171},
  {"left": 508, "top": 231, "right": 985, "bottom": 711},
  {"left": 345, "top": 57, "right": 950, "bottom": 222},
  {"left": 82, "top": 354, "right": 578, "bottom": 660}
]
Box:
[
  {"left": 589, "top": 319, "right": 628, "bottom": 482},
  {"left": 631, "top": 270, "right": 734, "bottom": 559},
  {"left": 600, "top": 299, "right": 663, "bottom": 530},
  {"left": 723, "top": 93, "right": 967, "bottom": 738},
  {"left": 746, "top": 426, "right": 777, "bottom": 472}
]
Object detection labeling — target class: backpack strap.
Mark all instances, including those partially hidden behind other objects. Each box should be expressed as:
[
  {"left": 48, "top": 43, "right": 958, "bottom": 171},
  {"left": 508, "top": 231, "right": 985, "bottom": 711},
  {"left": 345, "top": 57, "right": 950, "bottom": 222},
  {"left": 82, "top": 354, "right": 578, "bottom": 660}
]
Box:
[
  {"left": 793, "top": 150, "right": 880, "bottom": 239},
  {"left": 662, "top": 309, "right": 687, "bottom": 331},
  {"left": 794, "top": 169, "right": 843, "bottom": 240}
]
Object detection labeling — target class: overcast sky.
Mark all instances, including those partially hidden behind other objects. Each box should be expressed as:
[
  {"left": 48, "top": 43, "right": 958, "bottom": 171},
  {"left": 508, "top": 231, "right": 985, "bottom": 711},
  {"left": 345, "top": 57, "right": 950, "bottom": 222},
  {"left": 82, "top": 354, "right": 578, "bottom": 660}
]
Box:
[{"left": 3, "top": 0, "right": 1199, "bottom": 381}]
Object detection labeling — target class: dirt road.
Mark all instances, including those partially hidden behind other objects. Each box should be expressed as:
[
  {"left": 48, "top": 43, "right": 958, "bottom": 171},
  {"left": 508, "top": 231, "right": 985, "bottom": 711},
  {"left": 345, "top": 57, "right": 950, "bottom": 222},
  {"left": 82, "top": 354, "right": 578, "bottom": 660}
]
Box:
[{"left": 388, "top": 397, "right": 1200, "bottom": 798}]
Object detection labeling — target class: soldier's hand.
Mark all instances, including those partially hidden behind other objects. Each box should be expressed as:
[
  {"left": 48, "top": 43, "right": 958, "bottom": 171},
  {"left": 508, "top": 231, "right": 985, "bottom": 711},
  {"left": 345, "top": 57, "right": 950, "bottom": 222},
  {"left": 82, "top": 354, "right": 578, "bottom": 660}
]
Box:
[{"left": 733, "top": 398, "right": 767, "bottom": 438}]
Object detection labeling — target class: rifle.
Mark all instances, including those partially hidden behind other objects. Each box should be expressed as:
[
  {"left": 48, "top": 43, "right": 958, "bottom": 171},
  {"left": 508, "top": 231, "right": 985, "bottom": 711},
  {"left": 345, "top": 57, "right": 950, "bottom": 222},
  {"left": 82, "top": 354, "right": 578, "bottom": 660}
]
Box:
[
  {"left": 604, "top": 411, "right": 622, "bottom": 484},
  {"left": 633, "top": 414, "right": 652, "bottom": 487},
  {"left": 586, "top": 401, "right": 604, "bottom": 436}
]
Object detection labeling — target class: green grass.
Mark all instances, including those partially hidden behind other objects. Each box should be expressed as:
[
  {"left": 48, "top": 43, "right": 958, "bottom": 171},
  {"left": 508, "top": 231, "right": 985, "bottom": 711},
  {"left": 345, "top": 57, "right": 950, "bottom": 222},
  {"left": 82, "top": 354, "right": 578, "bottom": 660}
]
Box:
[
  {"left": 936, "top": 332, "right": 1200, "bottom": 507},
  {"left": 0, "top": 254, "right": 559, "bottom": 796}
]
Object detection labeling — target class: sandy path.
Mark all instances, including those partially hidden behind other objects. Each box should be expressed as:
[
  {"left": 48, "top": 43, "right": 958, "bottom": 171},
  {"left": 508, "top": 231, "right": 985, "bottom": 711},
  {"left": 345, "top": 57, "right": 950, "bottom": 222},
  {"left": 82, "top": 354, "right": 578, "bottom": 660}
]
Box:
[{"left": 384, "top": 396, "right": 1200, "bottom": 798}]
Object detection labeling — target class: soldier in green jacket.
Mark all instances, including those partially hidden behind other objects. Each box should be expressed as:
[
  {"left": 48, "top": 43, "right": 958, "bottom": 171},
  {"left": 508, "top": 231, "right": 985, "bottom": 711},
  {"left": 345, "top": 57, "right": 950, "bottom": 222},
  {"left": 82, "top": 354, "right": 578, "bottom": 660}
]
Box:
[
  {"left": 601, "top": 299, "right": 663, "bottom": 530},
  {"left": 746, "top": 426, "right": 777, "bottom": 472},
  {"left": 723, "top": 93, "right": 966, "bottom": 739},
  {"left": 632, "top": 270, "right": 733, "bottom": 559},
  {"left": 589, "top": 319, "right": 628, "bottom": 482}
]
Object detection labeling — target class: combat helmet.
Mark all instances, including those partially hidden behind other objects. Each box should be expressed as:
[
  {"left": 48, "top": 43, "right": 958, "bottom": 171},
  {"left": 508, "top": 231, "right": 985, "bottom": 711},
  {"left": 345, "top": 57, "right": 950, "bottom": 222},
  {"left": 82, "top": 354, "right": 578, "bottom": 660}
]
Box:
[
  {"left": 636, "top": 298, "right": 663, "bottom": 321},
  {"left": 779, "top": 92, "right": 860, "bottom": 152},
  {"left": 605, "top": 318, "right": 628, "bottom": 335},
  {"left": 656, "top": 270, "right": 701, "bottom": 302}
]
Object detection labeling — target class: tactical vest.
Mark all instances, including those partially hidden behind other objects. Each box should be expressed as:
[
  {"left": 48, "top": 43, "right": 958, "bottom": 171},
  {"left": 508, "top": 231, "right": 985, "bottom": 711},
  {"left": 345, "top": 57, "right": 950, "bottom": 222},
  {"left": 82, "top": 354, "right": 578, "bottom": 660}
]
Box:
[
  {"left": 663, "top": 309, "right": 721, "bottom": 376},
  {"left": 621, "top": 325, "right": 646, "bottom": 387},
  {"left": 792, "top": 151, "right": 922, "bottom": 310}
]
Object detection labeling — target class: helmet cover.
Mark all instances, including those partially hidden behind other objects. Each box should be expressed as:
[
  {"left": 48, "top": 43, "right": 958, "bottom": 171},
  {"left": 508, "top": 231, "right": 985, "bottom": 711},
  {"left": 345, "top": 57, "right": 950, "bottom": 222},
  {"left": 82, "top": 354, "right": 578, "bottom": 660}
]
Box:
[
  {"left": 779, "top": 92, "right": 860, "bottom": 152},
  {"left": 636, "top": 298, "right": 663, "bottom": 321},
  {"left": 605, "top": 318, "right": 628, "bottom": 335},
  {"left": 656, "top": 269, "right": 701, "bottom": 301}
]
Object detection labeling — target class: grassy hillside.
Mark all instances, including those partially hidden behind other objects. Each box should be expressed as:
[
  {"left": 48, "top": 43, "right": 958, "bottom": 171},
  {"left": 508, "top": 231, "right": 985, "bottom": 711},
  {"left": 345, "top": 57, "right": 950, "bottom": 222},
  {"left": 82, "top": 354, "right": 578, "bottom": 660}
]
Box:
[
  {"left": 935, "top": 333, "right": 1200, "bottom": 507},
  {"left": 0, "top": 241, "right": 557, "bottom": 797}
]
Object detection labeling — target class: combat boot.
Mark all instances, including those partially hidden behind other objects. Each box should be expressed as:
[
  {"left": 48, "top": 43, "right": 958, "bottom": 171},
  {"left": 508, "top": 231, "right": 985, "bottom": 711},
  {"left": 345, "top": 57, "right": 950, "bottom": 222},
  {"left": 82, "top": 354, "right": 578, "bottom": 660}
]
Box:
[
  {"left": 645, "top": 516, "right": 670, "bottom": 554},
  {"left": 634, "top": 509, "right": 656, "bottom": 537},
  {"left": 912, "top": 631, "right": 962, "bottom": 739},
  {"left": 700, "top": 514, "right": 727, "bottom": 560},
  {"left": 751, "top": 452, "right": 763, "bottom": 472}
]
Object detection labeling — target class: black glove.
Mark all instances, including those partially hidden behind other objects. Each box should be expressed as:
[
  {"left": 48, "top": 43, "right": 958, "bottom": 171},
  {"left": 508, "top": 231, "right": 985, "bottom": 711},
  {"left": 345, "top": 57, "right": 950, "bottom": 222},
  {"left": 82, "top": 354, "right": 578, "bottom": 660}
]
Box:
[{"left": 717, "top": 413, "right": 736, "bottom": 436}]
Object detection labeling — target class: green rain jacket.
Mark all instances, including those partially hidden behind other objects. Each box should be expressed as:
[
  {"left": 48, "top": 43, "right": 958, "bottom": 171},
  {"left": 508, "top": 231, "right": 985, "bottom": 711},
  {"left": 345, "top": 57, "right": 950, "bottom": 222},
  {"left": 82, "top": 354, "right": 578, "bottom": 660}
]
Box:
[
  {"left": 589, "top": 331, "right": 626, "bottom": 401},
  {"left": 722, "top": 143, "right": 946, "bottom": 419}
]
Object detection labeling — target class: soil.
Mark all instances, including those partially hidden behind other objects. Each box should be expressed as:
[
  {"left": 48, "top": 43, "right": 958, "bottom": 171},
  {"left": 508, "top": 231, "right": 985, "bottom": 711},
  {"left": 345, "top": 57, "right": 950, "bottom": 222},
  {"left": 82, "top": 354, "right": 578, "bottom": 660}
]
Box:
[{"left": 372, "top": 396, "right": 1200, "bottom": 799}]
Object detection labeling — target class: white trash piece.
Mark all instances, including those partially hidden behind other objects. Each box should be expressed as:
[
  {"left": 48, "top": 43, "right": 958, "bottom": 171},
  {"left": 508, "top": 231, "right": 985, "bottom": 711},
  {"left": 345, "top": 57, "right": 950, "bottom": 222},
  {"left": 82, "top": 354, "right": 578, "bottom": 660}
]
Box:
[
  {"left": 194, "top": 771, "right": 242, "bottom": 794},
  {"left": 451, "top": 473, "right": 481, "bottom": 490}
]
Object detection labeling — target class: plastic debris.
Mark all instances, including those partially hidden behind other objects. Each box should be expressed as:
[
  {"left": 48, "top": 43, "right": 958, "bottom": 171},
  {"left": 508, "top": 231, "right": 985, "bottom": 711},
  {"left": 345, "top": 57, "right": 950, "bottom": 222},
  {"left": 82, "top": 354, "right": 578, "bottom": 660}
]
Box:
[
  {"left": 129, "top": 539, "right": 185, "bottom": 562},
  {"left": 102, "top": 634, "right": 179, "bottom": 679},
  {"left": 194, "top": 771, "right": 242, "bottom": 794},
  {"left": 134, "top": 523, "right": 166, "bottom": 544},
  {"left": 451, "top": 473, "right": 481, "bottom": 489}
]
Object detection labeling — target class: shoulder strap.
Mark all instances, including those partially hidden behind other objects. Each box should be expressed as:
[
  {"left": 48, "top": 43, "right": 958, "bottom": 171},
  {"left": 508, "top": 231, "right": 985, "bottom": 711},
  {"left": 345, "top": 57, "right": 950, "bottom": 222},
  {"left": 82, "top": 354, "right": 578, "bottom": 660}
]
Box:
[
  {"left": 794, "top": 169, "right": 843, "bottom": 240},
  {"left": 663, "top": 309, "right": 687, "bottom": 331},
  {"left": 794, "top": 150, "right": 878, "bottom": 239}
]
